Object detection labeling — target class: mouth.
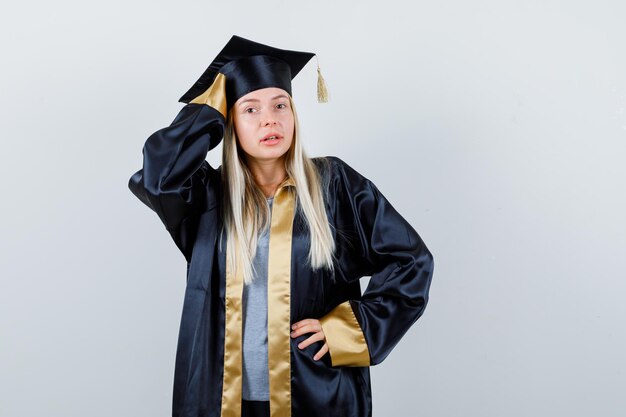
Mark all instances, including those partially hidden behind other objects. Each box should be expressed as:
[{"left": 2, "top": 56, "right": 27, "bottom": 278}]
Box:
[{"left": 260, "top": 133, "right": 282, "bottom": 142}]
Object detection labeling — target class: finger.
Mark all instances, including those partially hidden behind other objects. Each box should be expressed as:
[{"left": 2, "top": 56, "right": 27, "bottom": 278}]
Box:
[
  {"left": 290, "top": 321, "right": 322, "bottom": 338},
  {"left": 296, "top": 332, "right": 325, "bottom": 350},
  {"left": 291, "top": 318, "right": 316, "bottom": 331},
  {"left": 313, "top": 343, "right": 329, "bottom": 361}
]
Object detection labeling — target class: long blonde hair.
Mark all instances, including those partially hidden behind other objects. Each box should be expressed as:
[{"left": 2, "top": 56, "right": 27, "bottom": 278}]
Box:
[{"left": 220, "top": 96, "right": 335, "bottom": 285}]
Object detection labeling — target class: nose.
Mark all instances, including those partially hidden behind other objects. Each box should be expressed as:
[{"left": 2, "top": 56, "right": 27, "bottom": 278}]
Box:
[{"left": 261, "top": 115, "right": 278, "bottom": 126}]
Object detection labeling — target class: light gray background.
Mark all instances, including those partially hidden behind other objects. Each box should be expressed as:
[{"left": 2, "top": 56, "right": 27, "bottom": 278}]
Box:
[{"left": 1, "top": 1, "right": 624, "bottom": 416}]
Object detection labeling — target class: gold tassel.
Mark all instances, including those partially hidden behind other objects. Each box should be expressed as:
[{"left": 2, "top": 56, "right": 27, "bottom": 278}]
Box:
[{"left": 316, "top": 56, "right": 329, "bottom": 103}]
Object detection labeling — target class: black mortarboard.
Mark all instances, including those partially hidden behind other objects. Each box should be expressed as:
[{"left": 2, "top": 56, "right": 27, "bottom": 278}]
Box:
[{"left": 178, "top": 35, "right": 327, "bottom": 113}]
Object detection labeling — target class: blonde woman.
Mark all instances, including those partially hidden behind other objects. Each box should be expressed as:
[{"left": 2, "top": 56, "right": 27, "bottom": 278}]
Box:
[{"left": 129, "top": 35, "right": 434, "bottom": 417}]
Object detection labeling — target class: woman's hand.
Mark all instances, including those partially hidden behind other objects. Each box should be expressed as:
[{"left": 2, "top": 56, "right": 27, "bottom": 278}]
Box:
[{"left": 291, "top": 319, "right": 329, "bottom": 361}]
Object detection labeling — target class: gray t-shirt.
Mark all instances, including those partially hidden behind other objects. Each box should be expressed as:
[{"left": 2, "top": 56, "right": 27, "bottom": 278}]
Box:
[{"left": 242, "top": 196, "right": 273, "bottom": 401}]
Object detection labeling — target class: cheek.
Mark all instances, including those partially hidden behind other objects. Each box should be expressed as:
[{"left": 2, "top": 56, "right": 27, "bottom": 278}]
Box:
[
  {"left": 234, "top": 121, "right": 255, "bottom": 147},
  {"left": 282, "top": 115, "right": 295, "bottom": 138}
]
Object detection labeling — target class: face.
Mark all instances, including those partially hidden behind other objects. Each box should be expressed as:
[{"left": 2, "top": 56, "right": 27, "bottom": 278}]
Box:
[{"left": 232, "top": 87, "right": 295, "bottom": 165}]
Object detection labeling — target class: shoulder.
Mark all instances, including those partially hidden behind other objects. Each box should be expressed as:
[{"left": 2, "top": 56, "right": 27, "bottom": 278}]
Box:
[
  {"left": 311, "top": 155, "right": 372, "bottom": 186},
  {"left": 311, "top": 155, "right": 352, "bottom": 171},
  {"left": 310, "top": 156, "right": 381, "bottom": 215}
]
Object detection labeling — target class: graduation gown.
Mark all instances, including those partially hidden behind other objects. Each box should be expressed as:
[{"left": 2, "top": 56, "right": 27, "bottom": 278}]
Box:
[{"left": 128, "top": 103, "right": 434, "bottom": 417}]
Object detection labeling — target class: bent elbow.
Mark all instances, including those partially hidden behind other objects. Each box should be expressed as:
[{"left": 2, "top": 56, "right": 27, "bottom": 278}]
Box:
[{"left": 128, "top": 169, "right": 156, "bottom": 211}]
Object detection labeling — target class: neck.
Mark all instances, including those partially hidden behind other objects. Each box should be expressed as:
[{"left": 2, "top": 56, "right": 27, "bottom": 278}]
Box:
[{"left": 246, "top": 156, "right": 288, "bottom": 198}]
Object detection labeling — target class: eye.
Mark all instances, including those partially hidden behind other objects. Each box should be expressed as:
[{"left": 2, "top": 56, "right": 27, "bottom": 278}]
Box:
[
  {"left": 276, "top": 103, "right": 288, "bottom": 109},
  {"left": 245, "top": 107, "right": 257, "bottom": 114}
]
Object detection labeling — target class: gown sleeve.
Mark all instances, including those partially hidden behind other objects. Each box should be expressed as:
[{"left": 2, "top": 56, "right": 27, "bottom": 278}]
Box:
[
  {"left": 128, "top": 102, "right": 225, "bottom": 263},
  {"left": 318, "top": 156, "right": 435, "bottom": 367}
]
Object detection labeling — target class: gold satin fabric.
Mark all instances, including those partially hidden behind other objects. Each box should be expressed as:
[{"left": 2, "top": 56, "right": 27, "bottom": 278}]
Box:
[
  {"left": 221, "top": 177, "right": 296, "bottom": 417},
  {"left": 267, "top": 178, "right": 296, "bottom": 417},
  {"left": 189, "top": 72, "right": 228, "bottom": 118},
  {"left": 319, "top": 300, "right": 371, "bottom": 367},
  {"left": 222, "top": 238, "right": 245, "bottom": 417}
]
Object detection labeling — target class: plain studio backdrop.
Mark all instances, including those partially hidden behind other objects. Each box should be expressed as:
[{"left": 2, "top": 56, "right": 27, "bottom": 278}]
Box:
[{"left": 1, "top": 1, "right": 624, "bottom": 416}]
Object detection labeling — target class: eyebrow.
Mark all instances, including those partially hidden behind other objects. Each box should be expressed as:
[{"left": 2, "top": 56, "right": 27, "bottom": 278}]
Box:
[{"left": 238, "top": 94, "right": 290, "bottom": 107}]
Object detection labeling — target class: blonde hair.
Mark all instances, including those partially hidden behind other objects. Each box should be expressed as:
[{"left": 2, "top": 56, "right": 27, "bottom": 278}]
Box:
[{"left": 220, "top": 96, "right": 335, "bottom": 285}]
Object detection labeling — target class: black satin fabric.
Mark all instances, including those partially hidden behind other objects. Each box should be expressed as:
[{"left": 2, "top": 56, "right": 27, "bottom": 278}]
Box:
[
  {"left": 241, "top": 400, "right": 270, "bottom": 417},
  {"left": 129, "top": 103, "right": 434, "bottom": 417},
  {"left": 178, "top": 35, "right": 315, "bottom": 104},
  {"left": 220, "top": 56, "right": 293, "bottom": 109}
]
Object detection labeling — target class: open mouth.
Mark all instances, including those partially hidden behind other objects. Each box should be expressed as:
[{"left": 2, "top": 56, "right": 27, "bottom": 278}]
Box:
[{"left": 261, "top": 135, "right": 281, "bottom": 142}]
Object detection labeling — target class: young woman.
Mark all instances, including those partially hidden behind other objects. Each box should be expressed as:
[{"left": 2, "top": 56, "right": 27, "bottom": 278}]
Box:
[{"left": 129, "top": 35, "right": 434, "bottom": 417}]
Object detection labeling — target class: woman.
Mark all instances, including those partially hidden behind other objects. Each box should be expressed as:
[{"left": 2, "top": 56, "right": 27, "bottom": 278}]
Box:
[{"left": 129, "top": 35, "right": 434, "bottom": 417}]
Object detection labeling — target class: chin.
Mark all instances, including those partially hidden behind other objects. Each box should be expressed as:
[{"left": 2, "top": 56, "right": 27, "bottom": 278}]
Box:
[{"left": 250, "top": 149, "right": 289, "bottom": 162}]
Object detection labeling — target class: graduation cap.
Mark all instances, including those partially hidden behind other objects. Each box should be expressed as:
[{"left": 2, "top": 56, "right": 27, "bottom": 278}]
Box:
[{"left": 178, "top": 35, "right": 328, "bottom": 115}]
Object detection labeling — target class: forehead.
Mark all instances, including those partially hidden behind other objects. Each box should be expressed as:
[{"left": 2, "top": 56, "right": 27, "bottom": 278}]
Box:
[{"left": 235, "top": 87, "right": 290, "bottom": 105}]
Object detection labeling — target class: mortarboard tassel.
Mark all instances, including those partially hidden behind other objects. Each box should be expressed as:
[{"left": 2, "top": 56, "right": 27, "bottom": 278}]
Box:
[{"left": 316, "top": 56, "right": 329, "bottom": 103}]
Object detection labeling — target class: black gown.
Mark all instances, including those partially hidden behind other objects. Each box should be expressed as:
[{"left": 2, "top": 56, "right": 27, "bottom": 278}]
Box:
[{"left": 128, "top": 102, "right": 434, "bottom": 417}]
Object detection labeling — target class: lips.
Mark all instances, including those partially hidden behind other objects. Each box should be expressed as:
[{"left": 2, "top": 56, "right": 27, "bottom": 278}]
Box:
[{"left": 260, "top": 133, "right": 282, "bottom": 142}]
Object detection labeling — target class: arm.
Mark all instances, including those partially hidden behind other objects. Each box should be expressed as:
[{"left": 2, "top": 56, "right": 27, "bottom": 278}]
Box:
[
  {"left": 128, "top": 101, "right": 225, "bottom": 262},
  {"left": 319, "top": 156, "right": 435, "bottom": 367}
]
